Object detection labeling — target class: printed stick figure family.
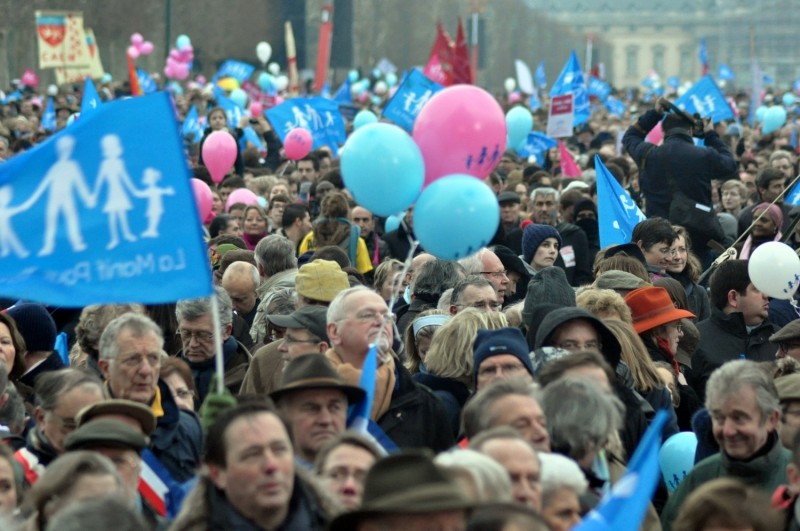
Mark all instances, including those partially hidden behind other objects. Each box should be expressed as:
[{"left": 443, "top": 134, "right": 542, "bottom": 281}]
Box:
[{"left": 0, "top": 134, "right": 174, "bottom": 258}]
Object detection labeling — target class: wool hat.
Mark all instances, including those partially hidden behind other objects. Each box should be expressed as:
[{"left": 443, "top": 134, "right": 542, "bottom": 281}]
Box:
[
  {"left": 76, "top": 399, "right": 157, "bottom": 435},
  {"left": 770, "top": 320, "right": 800, "bottom": 344},
  {"left": 523, "top": 267, "right": 576, "bottom": 323},
  {"left": 267, "top": 305, "right": 329, "bottom": 343},
  {"left": 473, "top": 327, "right": 534, "bottom": 386},
  {"left": 522, "top": 224, "right": 562, "bottom": 264},
  {"left": 752, "top": 202, "right": 783, "bottom": 231},
  {"left": 574, "top": 199, "right": 597, "bottom": 218},
  {"left": 329, "top": 451, "right": 473, "bottom": 531},
  {"left": 5, "top": 303, "right": 56, "bottom": 352},
  {"left": 776, "top": 374, "right": 800, "bottom": 403},
  {"left": 269, "top": 353, "right": 365, "bottom": 404},
  {"left": 64, "top": 418, "right": 148, "bottom": 453},
  {"left": 295, "top": 259, "right": 349, "bottom": 302},
  {"left": 497, "top": 191, "right": 521, "bottom": 205},
  {"left": 624, "top": 287, "right": 696, "bottom": 335},
  {"left": 594, "top": 270, "right": 650, "bottom": 292},
  {"left": 492, "top": 245, "right": 528, "bottom": 279}
]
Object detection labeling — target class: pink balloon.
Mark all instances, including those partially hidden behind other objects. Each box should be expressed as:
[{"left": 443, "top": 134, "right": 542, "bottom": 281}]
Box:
[
  {"left": 225, "top": 188, "right": 260, "bottom": 211},
  {"left": 250, "top": 102, "right": 263, "bottom": 117},
  {"left": 190, "top": 178, "right": 213, "bottom": 222},
  {"left": 20, "top": 69, "right": 39, "bottom": 89},
  {"left": 284, "top": 128, "right": 313, "bottom": 160},
  {"left": 163, "top": 65, "right": 174, "bottom": 79},
  {"left": 196, "top": 75, "right": 207, "bottom": 85},
  {"left": 131, "top": 33, "right": 144, "bottom": 46},
  {"left": 173, "top": 63, "right": 190, "bottom": 80},
  {"left": 412, "top": 85, "right": 507, "bottom": 187},
  {"left": 202, "top": 131, "right": 238, "bottom": 184},
  {"left": 140, "top": 41, "right": 154, "bottom": 55},
  {"left": 169, "top": 49, "right": 181, "bottom": 60},
  {"left": 127, "top": 46, "right": 140, "bottom": 59}
]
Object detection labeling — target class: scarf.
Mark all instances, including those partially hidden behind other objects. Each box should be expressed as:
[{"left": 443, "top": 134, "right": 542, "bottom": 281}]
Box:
[
  {"left": 325, "top": 348, "right": 395, "bottom": 421},
  {"left": 740, "top": 232, "right": 783, "bottom": 260},
  {"left": 656, "top": 336, "right": 682, "bottom": 376},
  {"left": 242, "top": 231, "right": 266, "bottom": 251}
]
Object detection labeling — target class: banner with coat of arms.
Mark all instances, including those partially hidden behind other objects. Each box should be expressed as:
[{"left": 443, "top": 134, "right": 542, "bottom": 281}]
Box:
[{"left": 35, "top": 10, "right": 90, "bottom": 69}]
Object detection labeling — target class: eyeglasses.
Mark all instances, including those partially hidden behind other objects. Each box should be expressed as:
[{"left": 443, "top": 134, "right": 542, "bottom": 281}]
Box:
[
  {"left": 352, "top": 310, "right": 393, "bottom": 323},
  {"left": 779, "top": 342, "right": 800, "bottom": 353},
  {"left": 556, "top": 340, "right": 601, "bottom": 351},
  {"left": 118, "top": 353, "right": 161, "bottom": 369},
  {"left": 668, "top": 323, "right": 683, "bottom": 332},
  {"left": 480, "top": 270, "right": 508, "bottom": 279},
  {"left": 45, "top": 412, "right": 77, "bottom": 431},
  {"left": 478, "top": 362, "right": 527, "bottom": 378},
  {"left": 283, "top": 334, "right": 321, "bottom": 346},
  {"left": 177, "top": 329, "right": 215, "bottom": 343},
  {"left": 174, "top": 388, "right": 196, "bottom": 400},
  {"left": 457, "top": 301, "right": 502, "bottom": 311}
]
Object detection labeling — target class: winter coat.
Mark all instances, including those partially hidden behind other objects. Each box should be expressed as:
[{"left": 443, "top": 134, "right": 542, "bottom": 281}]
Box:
[
  {"left": 181, "top": 336, "right": 252, "bottom": 404},
  {"left": 412, "top": 372, "right": 471, "bottom": 437},
  {"left": 668, "top": 270, "right": 711, "bottom": 322},
  {"left": 553, "top": 222, "right": 593, "bottom": 287},
  {"left": 382, "top": 220, "right": 423, "bottom": 261},
  {"left": 238, "top": 340, "right": 283, "bottom": 396}
]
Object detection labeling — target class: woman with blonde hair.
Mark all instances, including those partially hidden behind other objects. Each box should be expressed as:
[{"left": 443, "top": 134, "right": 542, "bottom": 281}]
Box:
[
  {"left": 403, "top": 310, "right": 450, "bottom": 375},
  {"left": 415, "top": 308, "right": 508, "bottom": 434}
]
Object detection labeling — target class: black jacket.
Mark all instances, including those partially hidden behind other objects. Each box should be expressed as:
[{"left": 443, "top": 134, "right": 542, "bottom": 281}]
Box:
[
  {"left": 181, "top": 336, "right": 252, "bottom": 405},
  {"left": 148, "top": 380, "right": 203, "bottom": 482},
  {"left": 379, "top": 362, "right": 455, "bottom": 453},
  {"left": 382, "top": 220, "right": 423, "bottom": 261},
  {"left": 554, "top": 222, "right": 593, "bottom": 287},
  {"left": 693, "top": 308, "right": 778, "bottom": 399},
  {"left": 412, "top": 372, "right": 471, "bottom": 437},
  {"left": 669, "top": 270, "right": 711, "bottom": 322},
  {"left": 622, "top": 109, "right": 737, "bottom": 219}
]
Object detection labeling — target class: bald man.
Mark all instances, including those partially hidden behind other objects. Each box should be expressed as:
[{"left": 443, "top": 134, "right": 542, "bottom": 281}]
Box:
[{"left": 221, "top": 261, "right": 261, "bottom": 326}]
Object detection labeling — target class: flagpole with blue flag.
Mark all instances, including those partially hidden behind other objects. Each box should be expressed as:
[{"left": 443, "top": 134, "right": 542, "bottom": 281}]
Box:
[
  {"left": 595, "top": 155, "right": 646, "bottom": 248},
  {"left": 347, "top": 344, "right": 397, "bottom": 454},
  {"left": 41, "top": 97, "right": 56, "bottom": 132},
  {"left": 550, "top": 51, "right": 589, "bottom": 125},
  {"left": 80, "top": 77, "right": 101, "bottom": 116},
  {"left": 574, "top": 410, "right": 669, "bottom": 531}
]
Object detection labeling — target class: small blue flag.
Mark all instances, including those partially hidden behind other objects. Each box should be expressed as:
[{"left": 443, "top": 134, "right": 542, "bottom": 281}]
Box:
[
  {"left": 137, "top": 69, "right": 158, "bottom": 94},
  {"left": 0, "top": 92, "right": 212, "bottom": 306},
  {"left": 80, "top": 77, "right": 101, "bottom": 116},
  {"left": 266, "top": 97, "right": 347, "bottom": 156},
  {"left": 333, "top": 77, "right": 353, "bottom": 104},
  {"left": 181, "top": 105, "right": 203, "bottom": 144},
  {"left": 320, "top": 82, "right": 331, "bottom": 99},
  {"left": 763, "top": 73, "right": 775, "bottom": 85},
  {"left": 595, "top": 155, "right": 646, "bottom": 248},
  {"left": 516, "top": 131, "right": 557, "bottom": 162},
  {"left": 216, "top": 95, "right": 243, "bottom": 128},
  {"left": 574, "top": 411, "right": 668, "bottom": 531},
  {"left": 535, "top": 61, "right": 547, "bottom": 89},
  {"left": 718, "top": 64, "right": 735, "bottom": 81},
  {"left": 550, "top": 51, "right": 589, "bottom": 125},
  {"left": 786, "top": 182, "right": 800, "bottom": 207},
  {"left": 666, "top": 76, "right": 680, "bottom": 89},
  {"left": 347, "top": 344, "right": 398, "bottom": 454},
  {"left": 674, "top": 75, "right": 735, "bottom": 123},
  {"left": 529, "top": 88, "right": 541, "bottom": 111},
  {"left": 54, "top": 332, "right": 69, "bottom": 366},
  {"left": 382, "top": 69, "right": 444, "bottom": 133},
  {"left": 588, "top": 77, "right": 611, "bottom": 102},
  {"left": 240, "top": 126, "right": 264, "bottom": 151},
  {"left": 605, "top": 98, "right": 626, "bottom": 116},
  {"left": 2, "top": 90, "right": 22, "bottom": 104},
  {"left": 212, "top": 59, "right": 255, "bottom": 83},
  {"left": 41, "top": 97, "right": 56, "bottom": 132}
]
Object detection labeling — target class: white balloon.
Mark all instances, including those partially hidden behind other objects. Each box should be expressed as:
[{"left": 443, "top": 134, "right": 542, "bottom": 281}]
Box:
[
  {"left": 374, "top": 80, "right": 388, "bottom": 95},
  {"left": 268, "top": 62, "right": 281, "bottom": 75},
  {"left": 748, "top": 241, "right": 800, "bottom": 300},
  {"left": 275, "top": 75, "right": 289, "bottom": 92},
  {"left": 256, "top": 41, "right": 272, "bottom": 65},
  {"left": 47, "top": 84, "right": 58, "bottom": 96},
  {"left": 504, "top": 77, "right": 516, "bottom": 92}
]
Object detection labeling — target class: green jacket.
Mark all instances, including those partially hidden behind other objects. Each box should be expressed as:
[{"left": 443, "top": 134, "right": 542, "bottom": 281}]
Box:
[{"left": 661, "top": 433, "right": 790, "bottom": 530}]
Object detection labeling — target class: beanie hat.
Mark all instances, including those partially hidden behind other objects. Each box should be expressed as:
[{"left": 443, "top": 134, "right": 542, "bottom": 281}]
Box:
[
  {"left": 573, "top": 199, "right": 597, "bottom": 218},
  {"left": 473, "top": 327, "right": 534, "bottom": 387},
  {"left": 5, "top": 303, "right": 56, "bottom": 352},
  {"left": 522, "top": 267, "right": 576, "bottom": 323},
  {"left": 522, "top": 224, "right": 562, "bottom": 264}
]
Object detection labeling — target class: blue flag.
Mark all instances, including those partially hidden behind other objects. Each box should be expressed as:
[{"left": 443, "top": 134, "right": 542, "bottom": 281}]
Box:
[
  {"left": 216, "top": 95, "right": 243, "bottom": 128},
  {"left": 529, "top": 88, "right": 541, "bottom": 111},
  {"left": 41, "top": 97, "right": 56, "bottom": 132},
  {"left": 347, "top": 344, "right": 398, "bottom": 454},
  {"left": 266, "top": 97, "right": 347, "bottom": 156},
  {"left": 575, "top": 410, "right": 669, "bottom": 531},
  {"left": 516, "top": 132, "right": 557, "bottom": 162},
  {"left": 80, "top": 77, "right": 101, "bottom": 116},
  {"left": 382, "top": 69, "right": 444, "bottom": 133},
  {"left": 535, "top": 61, "right": 547, "bottom": 89},
  {"left": 699, "top": 38, "right": 708, "bottom": 70},
  {"left": 0, "top": 92, "right": 211, "bottom": 306},
  {"left": 181, "top": 105, "right": 203, "bottom": 144},
  {"left": 333, "top": 77, "right": 352, "bottom": 103},
  {"left": 240, "top": 126, "right": 264, "bottom": 151},
  {"left": 718, "top": 64, "right": 735, "bottom": 81},
  {"left": 2, "top": 90, "right": 22, "bottom": 104},
  {"left": 320, "top": 82, "right": 331, "bottom": 99},
  {"left": 595, "top": 155, "right": 646, "bottom": 248},
  {"left": 674, "top": 75, "right": 735, "bottom": 123},
  {"left": 137, "top": 69, "right": 158, "bottom": 94},
  {"left": 550, "top": 51, "right": 589, "bottom": 125},
  {"left": 605, "top": 97, "right": 626, "bottom": 116},
  {"left": 212, "top": 59, "right": 255, "bottom": 83},
  {"left": 666, "top": 76, "right": 680, "bottom": 89},
  {"left": 763, "top": 73, "right": 775, "bottom": 85},
  {"left": 588, "top": 77, "right": 611, "bottom": 102}
]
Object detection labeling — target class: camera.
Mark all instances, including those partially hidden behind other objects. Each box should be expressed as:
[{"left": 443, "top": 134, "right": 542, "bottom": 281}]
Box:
[{"left": 661, "top": 100, "right": 707, "bottom": 138}]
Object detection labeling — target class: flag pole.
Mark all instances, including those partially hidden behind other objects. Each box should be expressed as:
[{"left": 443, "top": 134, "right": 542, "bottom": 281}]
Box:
[{"left": 210, "top": 290, "right": 225, "bottom": 393}]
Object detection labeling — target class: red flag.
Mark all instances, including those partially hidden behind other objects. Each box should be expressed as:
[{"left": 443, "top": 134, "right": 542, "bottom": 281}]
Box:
[
  {"left": 558, "top": 140, "right": 582, "bottom": 178},
  {"left": 127, "top": 55, "right": 141, "bottom": 96},
  {"left": 313, "top": 3, "right": 334, "bottom": 93},
  {"left": 423, "top": 21, "right": 454, "bottom": 86},
  {"left": 452, "top": 18, "right": 473, "bottom": 84}
]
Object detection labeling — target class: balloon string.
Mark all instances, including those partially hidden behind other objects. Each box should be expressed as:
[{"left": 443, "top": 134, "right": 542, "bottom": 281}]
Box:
[{"left": 376, "top": 239, "right": 419, "bottom": 358}]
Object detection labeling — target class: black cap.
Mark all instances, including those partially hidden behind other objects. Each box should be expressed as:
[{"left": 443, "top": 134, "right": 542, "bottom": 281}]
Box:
[{"left": 497, "top": 191, "right": 521, "bottom": 204}]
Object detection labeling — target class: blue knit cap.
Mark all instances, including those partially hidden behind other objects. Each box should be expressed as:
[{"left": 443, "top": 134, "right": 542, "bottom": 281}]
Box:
[
  {"left": 473, "top": 327, "right": 534, "bottom": 387},
  {"left": 522, "top": 224, "right": 562, "bottom": 264}
]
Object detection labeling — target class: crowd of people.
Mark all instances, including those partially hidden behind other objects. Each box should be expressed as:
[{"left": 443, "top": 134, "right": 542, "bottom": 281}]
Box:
[{"left": 3, "top": 68, "right": 800, "bottom": 531}]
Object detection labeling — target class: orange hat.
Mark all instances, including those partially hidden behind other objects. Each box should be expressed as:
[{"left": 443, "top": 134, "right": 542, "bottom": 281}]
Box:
[{"left": 624, "top": 286, "right": 695, "bottom": 334}]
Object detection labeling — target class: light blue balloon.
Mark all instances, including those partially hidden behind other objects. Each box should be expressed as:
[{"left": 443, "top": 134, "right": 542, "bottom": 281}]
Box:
[
  {"left": 756, "top": 105, "right": 767, "bottom": 123},
  {"left": 783, "top": 93, "right": 797, "bottom": 107},
  {"left": 341, "top": 123, "right": 424, "bottom": 217},
  {"left": 371, "top": 95, "right": 382, "bottom": 106},
  {"left": 659, "top": 432, "right": 697, "bottom": 493},
  {"left": 386, "top": 72, "right": 398, "bottom": 88},
  {"left": 258, "top": 72, "right": 273, "bottom": 92},
  {"left": 230, "top": 88, "right": 248, "bottom": 109},
  {"left": 353, "top": 110, "right": 378, "bottom": 129},
  {"left": 101, "top": 73, "right": 112, "bottom": 84},
  {"left": 257, "top": 196, "right": 268, "bottom": 207},
  {"left": 168, "top": 81, "right": 183, "bottom": 95},
  {"left": 348, "top": 70, "right": 359, "bottom": 83},
  {"left": 506, "top": 106, "right": 534, "bottom": 151},
  {"left": 384, "top": 214, "right": 402, "bottom": 233},
  {"left": 763, "top": 106, "right": 788, "bottom": 134},
  {"left": 176, "top": 34, "right": 191, "bottom": 50},
  {"left": 414, "top": 175, "right": 500, "bottom": 260},
  {"left": 372, "top": 68, "right": 382, "bottom": 79}
]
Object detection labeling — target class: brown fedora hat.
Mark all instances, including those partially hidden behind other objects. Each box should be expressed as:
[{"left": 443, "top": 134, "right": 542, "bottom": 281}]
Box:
[
  {"left": 328, "top": 451, "right": 473, "bottom": 531},
  {"left": 269, "top": 353, "right": 365, "bottom": 404}
]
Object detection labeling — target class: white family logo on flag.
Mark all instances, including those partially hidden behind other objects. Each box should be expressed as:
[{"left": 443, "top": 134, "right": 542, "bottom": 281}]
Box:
[
  {"left": 283, "top": 104, "right": 337, "bottom": 134},
  {"left": 684, "top": 94, "right": 717, "bottom": 115},
  {"left": 402, "top": 89, "right": 434, "bottom": 114},
  {"left": 0, "top": 134, "right": 174, "bottom": 259},
  {"left": 610, "top": 193, "right": 647, "bottom": 240}
]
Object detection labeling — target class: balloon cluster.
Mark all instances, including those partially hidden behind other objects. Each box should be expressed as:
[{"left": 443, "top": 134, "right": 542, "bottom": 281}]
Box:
[
  {"left": 347, "top": 69, "right": 397, "bottom": 106},
  {"left": 164, "top": 35, "right": 193, "bottom": 80},
  {"left": 127, "top": 33, "right": 154, "bottom": 59}
]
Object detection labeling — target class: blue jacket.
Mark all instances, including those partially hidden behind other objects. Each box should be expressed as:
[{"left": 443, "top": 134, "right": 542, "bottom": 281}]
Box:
[{"left": 149, "top": 380, "right": 203, "bottom": 483}]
